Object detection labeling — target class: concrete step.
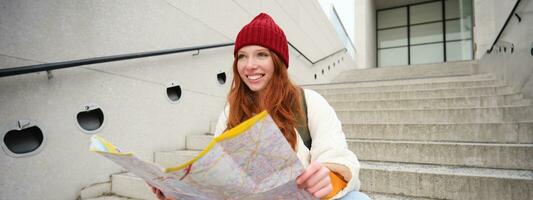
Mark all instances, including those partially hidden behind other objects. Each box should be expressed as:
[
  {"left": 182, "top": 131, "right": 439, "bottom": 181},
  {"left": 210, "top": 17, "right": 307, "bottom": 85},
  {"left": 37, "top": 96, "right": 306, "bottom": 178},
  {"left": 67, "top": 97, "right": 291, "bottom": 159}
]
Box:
[
  {"left": 322, "top": 85, "right": 516, "bottom": 101},
  {"left": 313, "top": 80, "right": 502, "bottom": 95},
  {"left": 185, "top": 121, "right": 533, "bottom": 152},
  {"left": 337, "top": 105, "right": 533, "bottom": 124},
  {"left": 350, "top": 139, "right": 533, "bottom": 170},
  {"left": 83, "top": 195, "right": 141, "bottom": 200},
  {"left": 110, "top": 173, "right": 157, "bottom": 200},
  {"left": 366, "top": 192, "right": 436, "bottom": 200},
  {"left": 79, "top": 181, "right": 111, "bottom": 200},
  {"left": 333, "top": 61, "right": 477, "bottom": 83},
  {"left": 154, "top": 149, "right": 198, "bottom": 168},
  {"left": 344, "top": 122, "right": 533, "bottom": 143},
  {"left": 330, "top": 94, "right": 527, "bottom": 110},
  {"left": 305, "top": 73, "right": 495, "bottom": 90},
  {"left": 151, "top": 149, "right": 533, "bottom": 200},
  {"left": 360, "top": 161, "right": 533, "bottom": 200}
]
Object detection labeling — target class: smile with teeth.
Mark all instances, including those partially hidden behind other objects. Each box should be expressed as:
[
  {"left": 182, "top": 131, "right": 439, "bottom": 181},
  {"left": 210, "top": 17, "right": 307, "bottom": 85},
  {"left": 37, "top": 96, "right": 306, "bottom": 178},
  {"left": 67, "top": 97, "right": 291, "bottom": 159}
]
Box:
[{"left": 247, "top": 74, "right": 264, "bottom": 81}]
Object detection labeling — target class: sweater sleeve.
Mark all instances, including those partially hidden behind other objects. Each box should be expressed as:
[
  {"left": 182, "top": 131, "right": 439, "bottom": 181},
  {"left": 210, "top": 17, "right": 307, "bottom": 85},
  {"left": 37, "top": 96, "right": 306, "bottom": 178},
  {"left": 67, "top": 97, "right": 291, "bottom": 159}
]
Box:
[
  {"left": 214, "top": 104, "right": 229, "bottom": 136},
  {"left": 304, "top": 89, "right": 361, "bottom": 199}
]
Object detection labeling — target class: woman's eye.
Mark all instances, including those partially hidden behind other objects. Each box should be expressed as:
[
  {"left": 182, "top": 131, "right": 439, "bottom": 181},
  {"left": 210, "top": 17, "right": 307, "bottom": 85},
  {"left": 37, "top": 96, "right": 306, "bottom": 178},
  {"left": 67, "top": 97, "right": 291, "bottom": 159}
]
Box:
[
  {"left": 258, "top": 52, "right": 269, "bottom": 57},
  {"left": 237, "top": 54, "right": 246, "bottom": 59}
]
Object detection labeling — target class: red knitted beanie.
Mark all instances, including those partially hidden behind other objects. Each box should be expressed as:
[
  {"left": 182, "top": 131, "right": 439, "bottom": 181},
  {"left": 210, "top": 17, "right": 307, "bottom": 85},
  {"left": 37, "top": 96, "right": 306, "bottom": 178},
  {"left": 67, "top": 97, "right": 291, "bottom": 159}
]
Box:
[{"left": 234, "top": 13, "right": 289, "bottom": 67}]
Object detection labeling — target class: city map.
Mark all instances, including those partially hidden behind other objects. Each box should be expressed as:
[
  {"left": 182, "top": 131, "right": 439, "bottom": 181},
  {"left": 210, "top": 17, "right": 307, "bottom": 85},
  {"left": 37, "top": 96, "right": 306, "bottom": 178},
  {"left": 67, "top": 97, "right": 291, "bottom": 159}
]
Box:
[{"left": 90, "top": 111, "right": 317, "bottom": 199}]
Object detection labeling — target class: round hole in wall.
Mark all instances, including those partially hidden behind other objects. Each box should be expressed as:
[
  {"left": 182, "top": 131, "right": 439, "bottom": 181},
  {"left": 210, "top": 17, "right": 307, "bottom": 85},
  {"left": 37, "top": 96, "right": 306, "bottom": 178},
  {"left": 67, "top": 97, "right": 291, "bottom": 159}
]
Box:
[
  {"left": 328, "top": 66, "right": 331, "bottom": 71},
  {"left": 322, "top": 69, "right": 324, "bottom": 74},
  {"left": 4, "top": 126, "right": 43, "bottom": 154},
  {"left": 167, "top": 83, "right": 182, "bottom": 102},
  {"left": 217, "top": 72, "right": 226, "bottom": 85},
  {"left": 338, "top": 59, "right": 340, "bottom": 64},
  {"left": 1, "top": 120, "right": 46, "bottom": 157},
  {"left": 333, "top": 62, "right": 336, "bottom": 67},
  {"left": 77, "top": 105, "right": 104, "bottom": 133}
]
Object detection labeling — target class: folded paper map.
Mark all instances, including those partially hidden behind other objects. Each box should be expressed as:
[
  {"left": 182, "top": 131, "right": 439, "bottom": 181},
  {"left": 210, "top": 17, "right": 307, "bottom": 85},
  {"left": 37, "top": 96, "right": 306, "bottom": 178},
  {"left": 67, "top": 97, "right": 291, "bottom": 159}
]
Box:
[{"left": 90, "top": 111, "right": 317, "bottom": 200}]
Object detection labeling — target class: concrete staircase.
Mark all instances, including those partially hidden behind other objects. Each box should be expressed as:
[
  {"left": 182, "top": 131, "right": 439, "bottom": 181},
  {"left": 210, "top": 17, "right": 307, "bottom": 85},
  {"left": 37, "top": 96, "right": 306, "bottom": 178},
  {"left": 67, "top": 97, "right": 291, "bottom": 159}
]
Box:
[{"left": 79, "top": 62, "right": 533, "bottom": 200}]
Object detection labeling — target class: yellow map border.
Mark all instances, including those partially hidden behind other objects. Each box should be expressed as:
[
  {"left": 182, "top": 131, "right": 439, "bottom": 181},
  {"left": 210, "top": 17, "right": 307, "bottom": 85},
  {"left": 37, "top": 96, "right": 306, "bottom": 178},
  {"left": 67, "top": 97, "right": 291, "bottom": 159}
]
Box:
[{"left": 90, "top": 135, "right": 133, "bottom": 156}]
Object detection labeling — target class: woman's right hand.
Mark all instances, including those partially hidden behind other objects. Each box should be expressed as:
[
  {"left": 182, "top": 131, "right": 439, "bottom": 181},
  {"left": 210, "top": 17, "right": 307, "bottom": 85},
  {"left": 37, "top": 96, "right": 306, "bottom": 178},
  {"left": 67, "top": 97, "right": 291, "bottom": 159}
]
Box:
[{"left": 147, "top": 182, "right": 174, "bottom": 200}]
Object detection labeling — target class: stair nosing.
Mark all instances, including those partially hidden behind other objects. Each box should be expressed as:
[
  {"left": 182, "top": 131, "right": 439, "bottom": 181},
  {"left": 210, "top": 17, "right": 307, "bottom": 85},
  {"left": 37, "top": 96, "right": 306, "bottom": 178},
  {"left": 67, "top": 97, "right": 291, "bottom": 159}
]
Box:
[
  {"left": 318, "top": 84, "right": 512, "bottom": 95},
  {"left": 360, "top": 161, "right": 533, "bottom": 180},
  {"left": 302, "top": 73, "right": 493, "bottom": 87},
  {"left": 335, "top": 104, "right": 531, "bottom": 112},
  {"left": 327, "top": 93, "right": 523, "bottom": 103},
  {"left": 348, "top": 139, "right": 533, "bottom": 146},
  {"left": 341, "top": 121, "right": 533, "bottom": 125}
]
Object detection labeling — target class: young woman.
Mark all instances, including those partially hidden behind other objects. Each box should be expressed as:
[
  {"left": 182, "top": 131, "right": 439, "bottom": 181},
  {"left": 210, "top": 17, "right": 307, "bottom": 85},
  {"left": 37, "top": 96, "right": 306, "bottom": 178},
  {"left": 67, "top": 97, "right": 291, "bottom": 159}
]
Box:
[{"left": 151, "top": 13, "right": 370, "bottom": 200}]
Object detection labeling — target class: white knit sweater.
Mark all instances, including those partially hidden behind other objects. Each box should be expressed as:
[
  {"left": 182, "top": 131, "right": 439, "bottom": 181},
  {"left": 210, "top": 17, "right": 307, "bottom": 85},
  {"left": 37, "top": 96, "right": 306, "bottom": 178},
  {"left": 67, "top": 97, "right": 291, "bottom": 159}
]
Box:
[{"left": 214, "top": 89, "right": 361, "bottom": 199}]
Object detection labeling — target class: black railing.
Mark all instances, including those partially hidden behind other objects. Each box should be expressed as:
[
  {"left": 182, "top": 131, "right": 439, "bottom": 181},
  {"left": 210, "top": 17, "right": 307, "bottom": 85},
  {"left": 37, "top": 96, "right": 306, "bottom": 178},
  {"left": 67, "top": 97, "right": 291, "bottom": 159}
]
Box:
[
  {"left": 487, "top": 0, "right": 522, "bottom": 53},
  {"left": 0, "top": 43, "right": 233, "bottom": 78},
  {"left": 1, "top": 41, "right": 346, "bottom": 77},
  {"left": 288, "top": 42, "right": 346, "bottom": 64}
]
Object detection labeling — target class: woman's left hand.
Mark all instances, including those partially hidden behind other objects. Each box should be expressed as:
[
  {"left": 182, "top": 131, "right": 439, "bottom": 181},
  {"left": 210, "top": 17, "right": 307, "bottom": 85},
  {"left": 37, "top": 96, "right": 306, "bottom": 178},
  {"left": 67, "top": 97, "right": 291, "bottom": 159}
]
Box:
[{"left": 296, "top": 161, "right": 333, "bottom": 198}]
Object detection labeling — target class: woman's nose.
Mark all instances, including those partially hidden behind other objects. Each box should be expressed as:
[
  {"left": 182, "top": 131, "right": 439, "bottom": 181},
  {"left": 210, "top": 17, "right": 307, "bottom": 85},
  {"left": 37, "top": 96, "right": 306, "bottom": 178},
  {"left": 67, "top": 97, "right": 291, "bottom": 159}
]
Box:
[{"left": 244, "top": 57, "right": 258, "bottom": 68}]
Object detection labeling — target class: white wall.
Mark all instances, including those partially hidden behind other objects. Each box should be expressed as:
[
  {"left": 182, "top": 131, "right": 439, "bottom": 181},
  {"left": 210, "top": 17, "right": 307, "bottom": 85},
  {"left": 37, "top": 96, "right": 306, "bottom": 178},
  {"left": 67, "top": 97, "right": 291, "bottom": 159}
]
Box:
[
  {"left": 354, "top": 0, "right": 376, "bottom": 69},
  {"left": 473, "top": 0, "right": 519, "bottom": 58},
  {"left": 0, "top": 47, "right": 233, "bottom": 200},
  {"left": 477, "top": 0, "right": 533, "bottom": 98},
  {"left": 0, "top": 1, "right": 349, "bottom": 199}
]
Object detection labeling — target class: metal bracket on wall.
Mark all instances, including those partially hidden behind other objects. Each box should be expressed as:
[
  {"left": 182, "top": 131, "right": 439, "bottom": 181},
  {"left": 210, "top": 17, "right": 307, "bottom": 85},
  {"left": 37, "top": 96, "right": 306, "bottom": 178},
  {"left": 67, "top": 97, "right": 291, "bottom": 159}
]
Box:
[
  {"left": 17, "top": 120, "right": 30, "bottom": 129},
  {"left": 514, "top": 13, "right": 522, "bottom": 22},
  {"left": 46, "top": 70, "right": 53, "bottom": 80},
  {"left": 192, "top": 49, "right": 200, "bottom": 56}
]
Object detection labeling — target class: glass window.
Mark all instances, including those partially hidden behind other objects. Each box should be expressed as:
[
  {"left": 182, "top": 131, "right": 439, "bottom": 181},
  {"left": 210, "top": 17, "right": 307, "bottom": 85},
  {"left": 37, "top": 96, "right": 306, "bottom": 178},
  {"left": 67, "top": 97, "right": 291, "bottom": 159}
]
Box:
[
  {"left": 446, "top": 40, "right": 472, "bottom": 61},
  {"left": 446, "top": 0, "right": 472, "bottom": 19},
  {"left": 446, "top": 19, "right": 472, "bottom": 40},
  {"left": 410, "top": 22, "right": 443, "bottom": 45},
  {"left": 376, "top": 0, "right": 473, "bottom": 67},
  {"left": 378, "top": 47, "right": 408, "bottom": 67},
  {"left": 445, "top": 0, "right": 460, "bottom": 19},
  {"left": 410, "top": 43, "right": 444, "bottom": 64},
  {"left": 410, "top": 1, "right": 443, "bottom": 24},
  {"left": 378, "top": 27, "right": 408, "bottom": 48},
  {"left": 378, "top": 8, "right": 407, "bottom": 29}
]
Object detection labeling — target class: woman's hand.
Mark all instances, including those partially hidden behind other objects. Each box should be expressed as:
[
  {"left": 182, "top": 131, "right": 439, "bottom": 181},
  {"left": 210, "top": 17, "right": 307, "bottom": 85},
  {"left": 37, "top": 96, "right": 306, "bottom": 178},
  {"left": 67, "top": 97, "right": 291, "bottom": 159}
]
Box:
[
  {"left": 146, "top": 182, "right": 175, "bottom": 200},
  {"left": 296, "top": 161, "right": 333, "bottom": 198}
]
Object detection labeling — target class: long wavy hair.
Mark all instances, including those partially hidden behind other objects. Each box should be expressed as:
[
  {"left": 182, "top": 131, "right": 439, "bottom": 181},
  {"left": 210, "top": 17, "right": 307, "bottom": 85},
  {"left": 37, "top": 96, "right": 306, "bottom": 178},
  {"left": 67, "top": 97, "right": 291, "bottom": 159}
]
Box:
[{"left": 226, "top": 50, "right": 304, "bottom": 149}]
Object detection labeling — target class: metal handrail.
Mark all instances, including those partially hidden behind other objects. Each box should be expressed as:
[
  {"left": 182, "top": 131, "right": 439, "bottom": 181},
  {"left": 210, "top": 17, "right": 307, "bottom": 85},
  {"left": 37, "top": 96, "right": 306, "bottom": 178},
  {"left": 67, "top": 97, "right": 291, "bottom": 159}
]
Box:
[
  {"left": 0, "top": 43, "right": 234, "bottom": 78},
  {"left": 487, "top": 0, "right": 522, "bottom": 53},
  {"left": 1, "top": 41, "right": 346, "bottom": 77},
  {"left": 288, "top": 42, "right": 346, "bottom": 65}
]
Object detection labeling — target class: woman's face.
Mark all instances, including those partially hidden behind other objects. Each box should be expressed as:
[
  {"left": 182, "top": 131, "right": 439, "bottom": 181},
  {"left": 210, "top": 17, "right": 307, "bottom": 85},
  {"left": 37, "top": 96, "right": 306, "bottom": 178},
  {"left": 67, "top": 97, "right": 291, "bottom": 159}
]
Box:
[{"left": 236, "top": 45, "right": 275, "bottom": 93}]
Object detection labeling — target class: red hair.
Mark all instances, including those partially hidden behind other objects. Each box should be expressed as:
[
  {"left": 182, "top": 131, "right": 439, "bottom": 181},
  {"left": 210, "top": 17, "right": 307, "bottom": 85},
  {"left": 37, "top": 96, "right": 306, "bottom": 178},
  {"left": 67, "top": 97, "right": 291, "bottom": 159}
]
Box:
[{"left": 226, "top": 51, "right": 303, "bottom": 149}]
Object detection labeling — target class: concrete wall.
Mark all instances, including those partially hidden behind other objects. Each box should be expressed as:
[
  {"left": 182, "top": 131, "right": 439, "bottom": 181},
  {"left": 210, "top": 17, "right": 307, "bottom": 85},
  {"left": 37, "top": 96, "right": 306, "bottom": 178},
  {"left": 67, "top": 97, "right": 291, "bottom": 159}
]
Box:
[
  {"left": 477, "top": 0, "right": 533, "bottom": 98},
  {"left": 354, "top": 0, "right": 377, "bottom": 69},
  {"left": 473, "top": 0, "right": 519, "bottom": 58},
  {"left": 0, "top": 47, "right": 233, "bottom": 200},
  {"left": 0, "top": 1, "right": 350, "bottom": 199}
]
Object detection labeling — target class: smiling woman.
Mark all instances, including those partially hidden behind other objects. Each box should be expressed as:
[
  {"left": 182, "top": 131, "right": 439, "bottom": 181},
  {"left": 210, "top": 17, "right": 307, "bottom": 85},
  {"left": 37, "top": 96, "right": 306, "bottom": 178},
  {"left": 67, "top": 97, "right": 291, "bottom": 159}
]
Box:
[
  {"left": 235, "top": 45, "right": 275, "bottom": 93},
  {"left": 150, "top": 13, "right": 369, "bottom": 200}
]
